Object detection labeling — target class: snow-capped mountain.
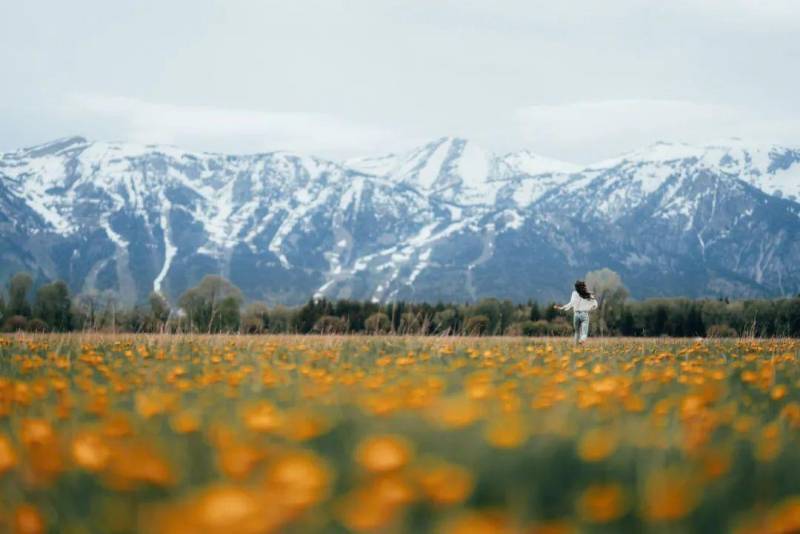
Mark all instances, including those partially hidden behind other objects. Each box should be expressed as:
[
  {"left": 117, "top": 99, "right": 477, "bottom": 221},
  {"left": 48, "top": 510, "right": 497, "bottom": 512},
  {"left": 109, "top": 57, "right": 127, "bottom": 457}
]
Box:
[
  {"left": 347, "top": 137, "right": 580, "bottom": 207},
  {"left": 1, "top": 135, "right": 798, "bottom": 305}
]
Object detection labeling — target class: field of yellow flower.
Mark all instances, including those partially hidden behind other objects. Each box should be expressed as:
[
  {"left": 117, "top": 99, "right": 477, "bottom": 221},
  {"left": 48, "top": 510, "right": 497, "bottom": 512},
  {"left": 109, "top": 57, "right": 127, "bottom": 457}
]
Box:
[{"left": 1, "top": 334, "right": 800, "bottom": 533}]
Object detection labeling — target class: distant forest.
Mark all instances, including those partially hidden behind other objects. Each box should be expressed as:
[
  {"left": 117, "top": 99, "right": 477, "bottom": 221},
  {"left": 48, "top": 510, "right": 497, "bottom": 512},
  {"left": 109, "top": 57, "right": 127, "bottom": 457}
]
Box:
[{"left": 1, "top": 270, "right": 799, "bottom": 338}]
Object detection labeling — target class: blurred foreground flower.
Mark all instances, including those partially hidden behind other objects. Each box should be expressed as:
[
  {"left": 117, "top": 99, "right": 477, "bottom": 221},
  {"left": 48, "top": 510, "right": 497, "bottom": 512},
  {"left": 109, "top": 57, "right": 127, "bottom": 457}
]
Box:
[
  {"left": 70, "top": 432, "right": 111, "bottom": 471},
  {"left": 263, "top": 450, "right": 332, "bottom": 512},
  {"left": 14, "top": 504, "right": 45, "bottom": 534},
  {"left": 355, "top": 434, "right": 414, "bottom": 473},
  {"left": 0, "top": 433, "right": 17, "bottom": 474},
  {"left": 415, "top": 459, "right": 474, "bottom": 505},
  {"left": 641, "top": 468, "right": 699, "bottom": 521},
  {"left": 576, "top": 483, "right": 627, "bottom": 523},
  {"left": 439, "top": 510, "right": 515, "bottom": 534},
  {"left": 145, "top": 485, "right": 287, "bottom": 534}
]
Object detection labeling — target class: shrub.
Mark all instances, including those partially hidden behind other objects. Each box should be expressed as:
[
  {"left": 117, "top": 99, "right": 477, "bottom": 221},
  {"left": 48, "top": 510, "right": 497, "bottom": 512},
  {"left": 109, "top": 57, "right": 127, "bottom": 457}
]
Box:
[
  {"left": 3, "top": 315, "right": 28, "bottom": 332},
  {"left": 432, "top": 309, "right": 458, "bottom": 334},
  {"left": 241, "top": 315, "right": 266, "bottom": 334},
  {"left": 268, "top": 306, "right": 294, "bottom": 333},
  {"left": 241, "top": 302, "right": 270, "bottom": 334},
  {"left": 514, "top": 319, "right": 571, "bottom": 337},
  {"left": 399, "top": 312, "right": 422, "bottom": 334},
  {"left": 550, "top": 318, "right": 574, "bottom": 337},
  {"left": 26, "top": 318, "right": 49, "bottom": 332},
  {"left": 506, "top": 320, "right": 550, "bottom": 336},
  {"left": 464, "top": 315, "right": 490, "bottom": 336},
  {"left": 524, "top": 320, "right": 553, "bottom": 336},
  {"left": 504, "top": 322, "right": 526, "bottom": 336},
  {"left": 312, "top": 315, "right": 348, "bottom": 334},
  {"left": 365, "top": 312, "right": 391, "bottom": 334},
  {"left": 707, "top": 323, "right": 738, "bottom": 338}
]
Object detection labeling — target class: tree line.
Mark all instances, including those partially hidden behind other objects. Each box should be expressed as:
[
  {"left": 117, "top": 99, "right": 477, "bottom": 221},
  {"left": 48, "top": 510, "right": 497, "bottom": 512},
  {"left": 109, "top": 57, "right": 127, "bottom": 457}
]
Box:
[{"left": 1, "top": 270, "right": 798, "bottom": 337}]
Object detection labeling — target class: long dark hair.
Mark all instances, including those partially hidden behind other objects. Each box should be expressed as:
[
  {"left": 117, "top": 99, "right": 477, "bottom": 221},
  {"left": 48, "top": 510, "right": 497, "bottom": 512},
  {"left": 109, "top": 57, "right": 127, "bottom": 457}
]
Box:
[{"left": 575, "top": 280, "right": 593, "bottom": 300}]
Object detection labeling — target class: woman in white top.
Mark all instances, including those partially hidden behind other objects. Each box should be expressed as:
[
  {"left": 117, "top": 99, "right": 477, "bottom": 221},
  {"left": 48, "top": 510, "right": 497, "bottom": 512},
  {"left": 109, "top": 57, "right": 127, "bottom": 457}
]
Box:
[{"left": 554, "top": 280, "right": 598, "bottom": 344}]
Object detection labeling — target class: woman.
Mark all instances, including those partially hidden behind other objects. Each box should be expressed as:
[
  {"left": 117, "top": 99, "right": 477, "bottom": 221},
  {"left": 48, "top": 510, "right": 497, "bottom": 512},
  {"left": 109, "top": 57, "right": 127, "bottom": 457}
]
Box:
[{"left": 554, "top": 280, "right": 598, "bottom": 344}]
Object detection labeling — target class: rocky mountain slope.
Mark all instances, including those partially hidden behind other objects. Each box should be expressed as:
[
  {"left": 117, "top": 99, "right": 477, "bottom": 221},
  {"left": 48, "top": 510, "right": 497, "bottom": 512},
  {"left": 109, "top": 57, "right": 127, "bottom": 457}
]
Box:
[{"left": 1, "top": 136, "right": 798, "bottom": 305}]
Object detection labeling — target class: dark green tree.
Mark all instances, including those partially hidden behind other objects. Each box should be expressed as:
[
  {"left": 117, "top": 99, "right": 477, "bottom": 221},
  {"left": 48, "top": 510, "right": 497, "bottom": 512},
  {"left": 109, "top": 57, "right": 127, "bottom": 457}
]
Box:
[
  {"left": 7, "top": 272, "right": 33, "bottom": 318},
  {"left": 432, "top": 308, "right": 460, "bottom": 334},
  {"left": 498, "top": 300, "right": 516, "bottom": 335},
  {"left": 544, "top": 302, "right": 558, "bottom": 321},
  {"left": 652, "top": 304, "right": 669, "bottom": 335},
  {"left": 686, "top": 303, "right": 705, "bottom": 337},
  {"left": 296, "top": 298, "right": 333, "bottom": 333},
  {"left": 390, "top": 301, "right": 406, "bottom": 332},
  {"left": 217, "top": 296, "right": 241, "bottom": 332},
  {"left": 472, "top": 299, "right": 502, "bottom": 334},
  {"left": 529, "top": 300, "right": 541, "bottom": 321},
  {"left": 268, "top": 305, "right": 294, "bottom": 333},
  {"left": 33, "top": 280, "right": 72, "bottom": 331},
  {"left": 620, "top": 308, "right": 636, "bottom": 336},
  {"left": 119, "top": 306, "right": 148, "bottom": 333}
]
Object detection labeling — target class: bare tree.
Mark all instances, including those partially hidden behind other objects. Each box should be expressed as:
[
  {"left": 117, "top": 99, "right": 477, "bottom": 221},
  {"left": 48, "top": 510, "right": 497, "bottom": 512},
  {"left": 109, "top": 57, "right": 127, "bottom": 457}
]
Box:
[
  {"left": 585, "top": 268, "right": 629, "bottom": 336},
  {"left": 179, "top": 275, "right": 243, "bottom": 333}
]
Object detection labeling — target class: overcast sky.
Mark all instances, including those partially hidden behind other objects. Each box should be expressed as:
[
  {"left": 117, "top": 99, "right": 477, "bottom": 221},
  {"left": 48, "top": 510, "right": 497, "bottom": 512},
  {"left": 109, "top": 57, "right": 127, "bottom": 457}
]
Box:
[{"left": 1, "top": 0, "right": 799, "bottom": 163}]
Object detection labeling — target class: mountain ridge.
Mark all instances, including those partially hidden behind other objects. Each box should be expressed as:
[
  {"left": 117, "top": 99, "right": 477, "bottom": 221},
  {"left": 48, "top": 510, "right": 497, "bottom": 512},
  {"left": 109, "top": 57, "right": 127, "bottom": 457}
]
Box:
[{"left": 1, "top": 136, "right": 799, "bottom": 305}]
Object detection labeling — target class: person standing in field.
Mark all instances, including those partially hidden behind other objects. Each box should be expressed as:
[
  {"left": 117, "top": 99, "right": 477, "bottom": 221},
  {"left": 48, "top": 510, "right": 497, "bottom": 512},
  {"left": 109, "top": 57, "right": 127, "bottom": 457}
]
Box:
[{"left": 554, "top": 280, "right": 598, "bottom": 344}]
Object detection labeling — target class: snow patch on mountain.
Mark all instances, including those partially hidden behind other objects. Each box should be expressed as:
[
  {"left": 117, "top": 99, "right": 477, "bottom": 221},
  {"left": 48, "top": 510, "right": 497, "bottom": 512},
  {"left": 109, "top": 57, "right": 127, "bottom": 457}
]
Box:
[
  {"left": 591, "top": 140, "right": 800, "bottom": 201},
  {"left": 502, "top": 150, "right": 581, "bottom": 177},
  {"left": 347, "top": 137, "right": 578, "bottom": 208},
  {"left": 153, "top": 190, "right": 176, "bottom": 294}
]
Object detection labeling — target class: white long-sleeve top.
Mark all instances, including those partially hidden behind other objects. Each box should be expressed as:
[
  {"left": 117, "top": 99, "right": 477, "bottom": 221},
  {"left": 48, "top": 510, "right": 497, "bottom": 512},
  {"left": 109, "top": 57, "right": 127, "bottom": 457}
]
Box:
[{"left": 560, "top": 291, "right": 598, "bottom": 312}]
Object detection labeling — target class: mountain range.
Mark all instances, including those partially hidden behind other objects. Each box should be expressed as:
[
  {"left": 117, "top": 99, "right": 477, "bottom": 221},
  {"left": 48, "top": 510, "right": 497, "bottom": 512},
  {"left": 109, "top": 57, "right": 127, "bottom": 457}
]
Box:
[{"left": 1, "top": 135, "right": 799, "bottom": 305}]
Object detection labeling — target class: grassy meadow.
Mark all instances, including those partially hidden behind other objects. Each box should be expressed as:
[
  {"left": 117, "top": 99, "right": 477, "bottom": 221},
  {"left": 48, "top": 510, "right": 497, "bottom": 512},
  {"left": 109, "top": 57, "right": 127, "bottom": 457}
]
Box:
[{"left": 1, "top": 334, "right": 800, "bottom": 533}]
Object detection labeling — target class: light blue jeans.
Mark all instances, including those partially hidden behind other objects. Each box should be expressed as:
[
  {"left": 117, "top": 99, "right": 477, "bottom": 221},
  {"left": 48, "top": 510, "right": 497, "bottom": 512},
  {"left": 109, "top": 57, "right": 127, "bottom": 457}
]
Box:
[{"left": 573, "top": 311, "right": 589, "bottom": 342}]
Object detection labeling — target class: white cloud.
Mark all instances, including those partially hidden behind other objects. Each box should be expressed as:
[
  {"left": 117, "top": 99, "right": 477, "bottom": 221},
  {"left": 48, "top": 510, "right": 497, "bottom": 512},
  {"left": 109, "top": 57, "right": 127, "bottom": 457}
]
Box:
[
  {"left": 514, "top": 99, "right": 800, "bottom": 163},
  {"left": 2, "top": 2, "right": 799, "bottom": 158},
  {"left": 56, "top": 95, "right": 800, "bottom": 164},
  {"left": 63, "top": 94, "right": 403, "bottom": 157},
  {"left": 670, "top": 0, "right": 800, "bottom": 28}
]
